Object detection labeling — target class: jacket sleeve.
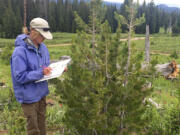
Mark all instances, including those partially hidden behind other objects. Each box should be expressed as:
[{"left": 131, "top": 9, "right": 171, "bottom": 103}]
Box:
[
  {"left": 44, "top": 44, "right": 50, "bottom": 66},
  {"left": 47, "top": 48, "right": 50, "bottom": 66},
  {"left": 11, "top": 50, "right": 44, "bottom": 84}
]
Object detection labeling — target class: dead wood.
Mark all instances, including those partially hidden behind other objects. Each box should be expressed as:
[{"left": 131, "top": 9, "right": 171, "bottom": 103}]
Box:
[{"left": 155, "top": 60, "right": 179, "bottom": 78}]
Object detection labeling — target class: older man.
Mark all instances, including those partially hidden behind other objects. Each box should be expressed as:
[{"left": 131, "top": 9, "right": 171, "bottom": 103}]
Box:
[{"left": 11, "top": 18, "right": 52, "bottom": 135}]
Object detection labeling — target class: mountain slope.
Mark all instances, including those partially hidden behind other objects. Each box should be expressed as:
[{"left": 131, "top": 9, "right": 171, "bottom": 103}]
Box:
[{"left": 158, "top": 4, "right": 180, "bottom": 13}]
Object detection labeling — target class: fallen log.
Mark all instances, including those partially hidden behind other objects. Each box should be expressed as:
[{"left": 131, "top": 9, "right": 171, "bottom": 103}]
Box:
[
  {"left": 155, "top": 60, "right": 179, "bottom": 78},
  {"left": 51, "top": 55, "right": 71, "bottom": 64}
]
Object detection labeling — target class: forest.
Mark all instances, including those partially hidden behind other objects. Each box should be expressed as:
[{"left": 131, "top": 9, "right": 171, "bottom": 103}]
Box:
[{"left": 1, "top": 0, "right": 180, "bottom": 38}]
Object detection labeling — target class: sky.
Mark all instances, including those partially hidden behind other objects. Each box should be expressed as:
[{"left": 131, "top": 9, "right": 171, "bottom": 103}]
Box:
[{"left": 103, "top": 0, "right": 180, "bottom": 8}]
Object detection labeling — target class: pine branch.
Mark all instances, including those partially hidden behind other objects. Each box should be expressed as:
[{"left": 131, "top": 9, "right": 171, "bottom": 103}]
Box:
[{"left": 74, "top": 11, "right": 89, "bottom": 32}]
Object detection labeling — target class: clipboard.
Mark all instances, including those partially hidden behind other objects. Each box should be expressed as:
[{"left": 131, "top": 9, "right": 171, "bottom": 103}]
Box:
[{"left": 36, "top": 58, "right": 71, "bottom": 83}]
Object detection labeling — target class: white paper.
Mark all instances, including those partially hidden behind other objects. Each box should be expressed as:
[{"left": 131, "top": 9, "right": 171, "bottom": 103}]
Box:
[{"left": 36, "top": 59, "right": 71, "bottom": 83}]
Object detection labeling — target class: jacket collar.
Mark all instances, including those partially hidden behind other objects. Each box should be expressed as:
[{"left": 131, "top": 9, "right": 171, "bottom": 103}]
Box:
[{"left": 24, "top": 37, "right": 42, "bottom": 52}]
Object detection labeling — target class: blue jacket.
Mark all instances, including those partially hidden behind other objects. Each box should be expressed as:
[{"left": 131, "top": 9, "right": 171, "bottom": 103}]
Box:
[{"left": 11, "top": 34, "right": 50, "bottom": 103}]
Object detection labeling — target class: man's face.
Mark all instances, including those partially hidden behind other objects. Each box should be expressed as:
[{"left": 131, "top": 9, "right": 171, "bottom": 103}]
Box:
[
  {"left": 36, "top": 33, "right": 45, "bottom": 44},
  {"left": 30, "top": 29, "right": 45, "bottom": 46}
]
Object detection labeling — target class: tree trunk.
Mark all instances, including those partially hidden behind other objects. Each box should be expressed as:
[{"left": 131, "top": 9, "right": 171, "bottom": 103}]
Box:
[
  {"left": 24, "top": 0, "right": 27, "bottom": 27},
  {"left": 145, "top": 25, "right": 150, "bottom": 63},
  {"left": 124, "top": 8, "right": 133, "bottom": 86}
]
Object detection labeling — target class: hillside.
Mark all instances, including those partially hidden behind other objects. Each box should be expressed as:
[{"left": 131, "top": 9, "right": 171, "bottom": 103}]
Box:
[{"left": 158, "top": 4, "right": 180, "bottom": 13}]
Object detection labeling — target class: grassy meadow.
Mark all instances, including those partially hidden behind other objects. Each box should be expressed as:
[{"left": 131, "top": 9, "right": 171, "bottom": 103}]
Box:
[{"left": 0, "top": 32, "right": 179, "bottom": 134}]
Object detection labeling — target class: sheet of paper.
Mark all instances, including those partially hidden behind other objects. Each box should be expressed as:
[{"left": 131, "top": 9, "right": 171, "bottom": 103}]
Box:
[{"left": 36, "top": 59, "right": 71, "bottom": 83}]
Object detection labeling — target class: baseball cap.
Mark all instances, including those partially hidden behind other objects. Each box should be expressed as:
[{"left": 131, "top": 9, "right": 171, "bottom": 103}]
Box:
[{"left": 30, "top": 17, "right": 53, "bottom": 40}]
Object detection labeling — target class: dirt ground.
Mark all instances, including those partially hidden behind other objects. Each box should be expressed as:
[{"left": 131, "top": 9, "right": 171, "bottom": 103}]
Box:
[{"left": 0, "top": 130, "right": 8, "bottom": 135}]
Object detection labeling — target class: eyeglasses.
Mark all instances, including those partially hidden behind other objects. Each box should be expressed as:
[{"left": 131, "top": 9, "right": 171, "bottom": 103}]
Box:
[
  {"left": 32, "top": 27, "right": 50, "bottom": 31},
  {"left": 42, "top": 28, "right": 50, "bottom": 31}
]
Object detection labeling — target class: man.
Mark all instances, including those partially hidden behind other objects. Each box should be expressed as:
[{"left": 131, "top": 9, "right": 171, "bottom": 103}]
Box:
[{"left": 11, "top": 17, "right": 52, "bottom": 135}]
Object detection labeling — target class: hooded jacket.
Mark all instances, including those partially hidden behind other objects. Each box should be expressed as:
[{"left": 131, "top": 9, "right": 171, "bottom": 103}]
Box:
[{"left": 11, "top": 34, "right": 50, "bottom": 103}]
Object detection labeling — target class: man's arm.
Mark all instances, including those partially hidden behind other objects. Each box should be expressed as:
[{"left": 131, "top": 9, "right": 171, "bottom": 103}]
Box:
[{"left": 11, "top": 52, "right": 44, "bottom": 84}]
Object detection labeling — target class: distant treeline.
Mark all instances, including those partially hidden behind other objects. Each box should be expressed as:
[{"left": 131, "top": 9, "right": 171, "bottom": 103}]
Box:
[{"left": 1, "top": 0, "right": 180, "bottom": 38}]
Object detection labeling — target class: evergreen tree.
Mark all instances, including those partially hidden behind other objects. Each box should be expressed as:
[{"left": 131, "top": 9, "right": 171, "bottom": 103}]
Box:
[
  {"left": 78, "top": 0, "right": 90, "bottom": 24},
  {"left": 13, "top": 7, "right": 23, "bottom": 37},
  {"left": 155, "top": 8, "right": 160, "bottom": 33},
  {"left": 135, "top": 0, "right": 146, "bottom": 33},
  {"left": 0, "top": 0, "right": 6, "bottom": 37},
  {"left": 71, "top": 0, "right": 79, "bottom": 32},
  {"left": 146, "top": 1, "right": 156, "bottom": 34},
  {"left": 105, "top": 5, "right": 118, "bottom": 33},
  {"left": 39, "top": 0, "right": 48, "bottom": 19},
  {"left": 115, "top": 0, "right": 145, "bottom": 85},
  {"left": 57, "top": 0, "right": 65, "bottom": 32},
  {"left": 48, "top": 1, "right": 58, "bottom": 32},
  {"left": 26, "top": 0, "right": 39, "bottom": 24},
  {"left": 2, "top": 0, "right": 17, "bottom": 38},
  {"left": 120, "top": 0, "right": 132, "bottom": 33},
  {"left": 120, "top": 0, "right": 131, "bottom": 20},
  {"left": 64, "top": 0, "right": 73, "bottom": 32},
  {"left": 50, "top": 0, "right": 154, "bottom": 134}
]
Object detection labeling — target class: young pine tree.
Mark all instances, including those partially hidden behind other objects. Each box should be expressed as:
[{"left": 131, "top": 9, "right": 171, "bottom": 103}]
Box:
[{"left": 51, "top": 0, "right": 155, "bottom": 134}]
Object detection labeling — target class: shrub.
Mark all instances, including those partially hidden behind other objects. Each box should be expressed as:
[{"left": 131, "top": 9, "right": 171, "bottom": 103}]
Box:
[
  {"left": 0, "top": 43, "right": 13, "bottom": 65},
  {"left": 170, "top": 50, "right": 178, "bottom": 59},
  {"left": 0, "top": 105, "right": 26, "bottom": 135}
]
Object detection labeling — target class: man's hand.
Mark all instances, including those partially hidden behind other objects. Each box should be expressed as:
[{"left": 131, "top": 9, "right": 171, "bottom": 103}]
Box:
[
  {"left": 43, "top": 67, "right": 52, "bottom": 75},
  {"left": 64, "top": 67, "right": 68, "bottom": 72}
]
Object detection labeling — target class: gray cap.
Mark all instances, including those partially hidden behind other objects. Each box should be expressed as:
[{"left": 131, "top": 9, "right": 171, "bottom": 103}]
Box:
[{"left": 30, "top": 17, "right": 53, "bottom": 40}]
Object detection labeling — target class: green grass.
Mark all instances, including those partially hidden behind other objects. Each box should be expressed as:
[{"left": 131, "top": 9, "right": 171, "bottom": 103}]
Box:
[
  {"left": 0, "top": 38, "right": 14, "bottom": 48},
  {"left": 44, "top": 32, "right": 76, "bottom": 45},
  {"left": 48, "top": 46, "right": 72, "bottom": 60},
  {"left": 0, "top": 32, "right": 76, "bottom": 48},
  {"left": 152, "top": 77, "right": 179, "bottom": 105},
  {"left": 134, "top": 35, "right": 180, "bottom": 53}
]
